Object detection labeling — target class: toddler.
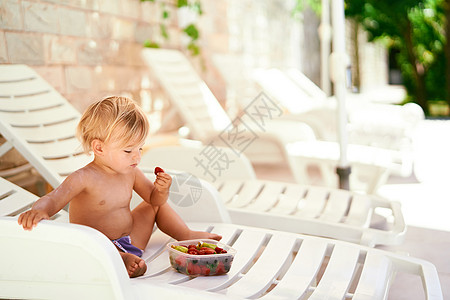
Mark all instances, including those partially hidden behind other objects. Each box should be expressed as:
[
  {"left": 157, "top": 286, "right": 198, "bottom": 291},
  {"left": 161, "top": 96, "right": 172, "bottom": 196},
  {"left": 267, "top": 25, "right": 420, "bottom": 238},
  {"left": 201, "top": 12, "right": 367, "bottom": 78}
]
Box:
[{"left": 18, "top": 96, "right": 221, "bottom": 277}]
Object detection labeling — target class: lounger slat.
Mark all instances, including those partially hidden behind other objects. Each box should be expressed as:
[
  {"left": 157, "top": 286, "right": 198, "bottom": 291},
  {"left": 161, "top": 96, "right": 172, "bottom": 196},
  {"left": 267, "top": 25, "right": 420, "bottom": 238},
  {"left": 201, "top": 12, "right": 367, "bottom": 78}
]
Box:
[
  {"left": 264, "top": 238, "right": 328, "bottom": 299},
  {"left": 0, "top": 64, "right": 36, "bottom": 81},
  {"left": 0, "top": 93, "right": 66, "bottom": 112},
  {"left": 345, "top": 194, "right": 372, "bottom": 227},
  {"left": 245, "top": 182, "right": 285, "bottom": 212},
  {"left": 295, "top": 187, "right": 329, "bottom": 218},
  {"left": 0, "top": 105, "right": 79, "bottom": 127},
  {"left": 46, "top": 155, "right": 93, "bottom": 176},
  {"left": 12, "top": 119, "right": 79, "bottom": 142},
  {"left": 270, "top": 184, "right": 306, "bottom": 214},
  {"left": 353, "top": 253, "right": 393, "bottom": 300},
  {"left": 319, "top": 189, "right": 351, "bottom": 222},
  {"left": 309, "top": 244, "right": 361, "bottom": 300},
  {"left": 227, "top": 181, "right": 264, "bottom": 208},
  {"left": 0, "top": 190, "right": 35, "bottom": 216},
  {"left": 30, "top": 138, "right": 84, "bottom": 159},
  {"left": 0, "top": 77, "right": 51, "bottom": 96},
  {"left": 216, "top": 180, "right": 244, "bottom": 203},
  {"left": 225, "top": 234, "right": 297, "bottom": 298}
]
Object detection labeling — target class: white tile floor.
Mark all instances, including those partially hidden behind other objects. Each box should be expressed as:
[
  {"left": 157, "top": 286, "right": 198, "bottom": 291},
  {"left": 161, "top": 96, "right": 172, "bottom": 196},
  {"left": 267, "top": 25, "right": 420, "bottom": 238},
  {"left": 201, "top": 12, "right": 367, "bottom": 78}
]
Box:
[{"left": 254, "top": 119, "right": 450, "bottom": 299}]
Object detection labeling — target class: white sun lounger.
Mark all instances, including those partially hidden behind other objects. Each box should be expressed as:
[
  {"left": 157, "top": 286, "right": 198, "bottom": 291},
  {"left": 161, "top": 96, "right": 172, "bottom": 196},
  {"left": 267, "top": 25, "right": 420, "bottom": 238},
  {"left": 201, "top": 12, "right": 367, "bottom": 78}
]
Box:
[
  {"left": 142, "top": 143, "right": 406, "bottom": 247},
  {"left": 252, "top": 68, "right": 423, "bottom": 177},
  {"left": 0, "top": 176, "right": 68, "bottom": 221},
  {"left": 0, "top": 179, "right": 443, "bottom": 300},
  {"left": 0, "top": 63, "right": 405, "bottom": 247},
  {"left": 140, "top": 49, "right": 395, "bottom": 192},
  {"left": 141, "top": 48, "right": 318, "bottom": 167}
]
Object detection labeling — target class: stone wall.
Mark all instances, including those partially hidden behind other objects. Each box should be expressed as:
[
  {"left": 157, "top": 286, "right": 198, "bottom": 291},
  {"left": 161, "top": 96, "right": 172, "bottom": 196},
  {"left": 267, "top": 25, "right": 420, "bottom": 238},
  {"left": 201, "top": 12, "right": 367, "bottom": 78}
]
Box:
[
  {"left": 2, "top": 0, "right": 158, "bottom": 111},
  {"left": 0, "top": 0, "right": 229, "bottom": 189}
]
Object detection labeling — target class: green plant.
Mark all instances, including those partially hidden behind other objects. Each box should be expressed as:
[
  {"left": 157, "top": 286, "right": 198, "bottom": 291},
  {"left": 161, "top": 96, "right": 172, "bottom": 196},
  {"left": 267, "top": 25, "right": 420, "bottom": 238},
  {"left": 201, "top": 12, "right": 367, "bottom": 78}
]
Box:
[{"left": 141, "top": 0, "right": 203, "bottom": 56}]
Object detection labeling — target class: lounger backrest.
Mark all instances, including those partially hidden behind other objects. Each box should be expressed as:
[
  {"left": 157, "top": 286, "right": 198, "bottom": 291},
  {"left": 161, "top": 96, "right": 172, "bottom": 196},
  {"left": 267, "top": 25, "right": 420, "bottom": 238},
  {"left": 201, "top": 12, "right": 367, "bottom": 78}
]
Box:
[
  {"left": 141, "top": 48, "right": 231, "bottom": 141},
  {"left": 0, "top": 64, "right": 92, "bottom": 188}
]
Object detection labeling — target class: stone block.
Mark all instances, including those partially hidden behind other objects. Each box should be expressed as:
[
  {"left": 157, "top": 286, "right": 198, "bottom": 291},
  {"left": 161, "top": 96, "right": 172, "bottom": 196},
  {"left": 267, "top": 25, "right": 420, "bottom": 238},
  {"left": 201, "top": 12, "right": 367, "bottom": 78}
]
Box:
[
  {"left": 23, "top": 1, "right": 58, "bottom": 34},
  {"left": 135, "top": 23, "right": 154, "bottom": 44},
  {"left": 86, "top": 12, "right": 112, "bottom": 39},
  {"left": 59, "top": 6, "right": 86, "bottom": 37},
  {"left": 63, "top": 0, "right": 100, "bottom": 10},
  {"left": 94, "top": 65, "right": 115, "bottom": 92},
  {"left": 98, "top": 0, "right": 120, "bottom": 15},
  {"left": 112, "top": 17, "right": 135, "bottom": 41},
  {"left": 114, "top": 66, "right": 141, "bottom": 91},
  {"left": 43, "top": 35, "right": 77, "bottom": 64},
  {"left": 120, "top": 0, "right": 141, "bottom": 19},
  {"left": 5, "top": 32, "right": 44, "bottom": 65},
  {"left": 65, "top": 66, "right": 95, "bottom": 93},
  {"left": 111, "top": 42, "right": 142, "bottom": 66},
  {"left": 140, "top": 1, "right": 160, "bottom": 23},
  {"left": 0, "top": 32, "right": 7, "bottom": 62},
  {"left": 32, "top": 65, "right": 66, "bottom": 94},
  {"left": 77, "top": 39, "right": 104, "bottom": 66},
  {"left": 0, "top": 0, "right": 22, "bottom": 30}
]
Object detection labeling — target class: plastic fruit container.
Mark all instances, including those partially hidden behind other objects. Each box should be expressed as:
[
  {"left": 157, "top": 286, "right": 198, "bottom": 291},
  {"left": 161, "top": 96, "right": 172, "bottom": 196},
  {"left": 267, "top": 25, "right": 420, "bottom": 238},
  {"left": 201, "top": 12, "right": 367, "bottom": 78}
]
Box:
[{"left": 167, "top": 239, "right": 236, "bottom": 276}]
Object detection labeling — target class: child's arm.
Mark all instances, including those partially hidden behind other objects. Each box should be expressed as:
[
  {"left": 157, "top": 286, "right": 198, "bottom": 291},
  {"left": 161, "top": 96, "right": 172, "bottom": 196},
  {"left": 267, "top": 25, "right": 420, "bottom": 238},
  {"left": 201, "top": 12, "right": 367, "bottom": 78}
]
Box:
[
  {"left": 134, "top": 168, "right": 172, "bottom": 207},
  {"left": 18, "top": 172, "right": 85, "bottom": 230}
]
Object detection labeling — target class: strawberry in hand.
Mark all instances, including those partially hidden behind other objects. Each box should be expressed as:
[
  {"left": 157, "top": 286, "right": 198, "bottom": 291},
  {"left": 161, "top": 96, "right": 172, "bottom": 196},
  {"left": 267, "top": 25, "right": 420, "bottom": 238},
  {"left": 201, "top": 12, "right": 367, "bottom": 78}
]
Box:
[
  {"left": 154, "top": 166, "right": 164, "bottom": 175},
  {"left": 153, "top": 166, "right": 171, "bottom": 200}
]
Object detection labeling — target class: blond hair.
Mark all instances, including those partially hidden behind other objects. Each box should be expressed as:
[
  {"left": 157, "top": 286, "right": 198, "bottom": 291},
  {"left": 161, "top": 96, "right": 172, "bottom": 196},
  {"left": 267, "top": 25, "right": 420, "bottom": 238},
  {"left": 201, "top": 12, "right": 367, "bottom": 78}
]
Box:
[{"left": 76, "top": 96, "right": 149, "bottom": 153}]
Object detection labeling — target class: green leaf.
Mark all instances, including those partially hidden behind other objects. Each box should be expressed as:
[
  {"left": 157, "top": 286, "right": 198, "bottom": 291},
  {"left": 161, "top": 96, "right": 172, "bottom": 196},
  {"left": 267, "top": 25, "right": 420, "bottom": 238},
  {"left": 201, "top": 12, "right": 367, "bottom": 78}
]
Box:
[
  {"left": 183, "top": 24, "right": 199, "bottom": 40},
  {"left": 143, "top": 40, "right": 160, "bottom": 48},
  {"left": 160, "top": 24, "right": 169, "bottom": 39},
  {"left": 177, "top": 0, "right": 188, "bottom": 8},
  {"left": 187, "top": 42, "right": 200, "bottom": 56}
]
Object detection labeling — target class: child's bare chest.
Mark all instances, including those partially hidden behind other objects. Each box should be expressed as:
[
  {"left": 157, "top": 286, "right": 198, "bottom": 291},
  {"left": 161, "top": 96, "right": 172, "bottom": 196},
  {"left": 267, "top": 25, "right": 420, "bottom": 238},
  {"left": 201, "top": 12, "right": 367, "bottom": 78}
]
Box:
[{"left": 89, "top": 174, "right": 134, "bottom": 207}]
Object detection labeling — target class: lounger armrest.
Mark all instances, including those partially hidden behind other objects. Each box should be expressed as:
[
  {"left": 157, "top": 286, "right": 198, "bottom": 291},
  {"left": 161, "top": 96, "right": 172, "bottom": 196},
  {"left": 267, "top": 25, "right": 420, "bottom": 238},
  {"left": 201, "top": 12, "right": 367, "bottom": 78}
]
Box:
[
  {"left": 420, "top": 259, "right": 445, "bottom": 300},
  {"left": 361, "top": 199, "right": 407, "bottom": 247},
  {"left": 0, "top": 216, "right": 134, "bottom": 300}
]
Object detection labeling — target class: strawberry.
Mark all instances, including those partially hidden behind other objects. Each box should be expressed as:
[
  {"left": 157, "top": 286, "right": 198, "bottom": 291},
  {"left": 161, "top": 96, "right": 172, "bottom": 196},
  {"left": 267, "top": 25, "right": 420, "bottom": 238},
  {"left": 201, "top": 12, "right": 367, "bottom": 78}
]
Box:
[
  {"left": 200, "top": 265, "right": 211, "bottom": 275},
  {"left": 175, "top": 255, "right": 186, "bottom": 266},
  {"left": 188, "top": 249, "right": 199, "bottom": 255},
  {"left": 203, "top": 248, "right": 216, "bottom": 255},
  {"left": 187, "top": 263, "right": 201, "bottom": 275},
  {"left": 216, "top": 261, "right": 225, "bottom": 274},
  {"left": 154, "top": 166, "right": 164, "bottom": 175}
]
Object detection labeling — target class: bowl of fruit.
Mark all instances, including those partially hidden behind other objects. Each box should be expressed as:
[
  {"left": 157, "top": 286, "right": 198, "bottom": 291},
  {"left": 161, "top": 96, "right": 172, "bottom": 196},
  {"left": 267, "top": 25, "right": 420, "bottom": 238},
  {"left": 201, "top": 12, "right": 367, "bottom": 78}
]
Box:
[{"left": 167, "top": 239, "right": 236, "bottom": 276}]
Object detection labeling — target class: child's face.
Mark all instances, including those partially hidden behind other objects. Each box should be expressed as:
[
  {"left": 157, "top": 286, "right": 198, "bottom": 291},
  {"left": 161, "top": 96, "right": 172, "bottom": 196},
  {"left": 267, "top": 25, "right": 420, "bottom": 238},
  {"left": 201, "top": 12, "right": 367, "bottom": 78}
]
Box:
[{"left": 101, "top": 139, "right": 144, "bottom": 174}]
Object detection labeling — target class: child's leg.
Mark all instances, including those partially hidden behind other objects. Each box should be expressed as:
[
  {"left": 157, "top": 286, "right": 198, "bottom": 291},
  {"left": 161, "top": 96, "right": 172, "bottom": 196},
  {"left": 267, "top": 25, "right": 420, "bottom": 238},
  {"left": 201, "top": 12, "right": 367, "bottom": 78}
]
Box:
[
  {"left": 130, "top": 201, "right": 221, "bottom": 249},
  {"left": 153, "top": 203, "right": 222, "bottom": 241}
]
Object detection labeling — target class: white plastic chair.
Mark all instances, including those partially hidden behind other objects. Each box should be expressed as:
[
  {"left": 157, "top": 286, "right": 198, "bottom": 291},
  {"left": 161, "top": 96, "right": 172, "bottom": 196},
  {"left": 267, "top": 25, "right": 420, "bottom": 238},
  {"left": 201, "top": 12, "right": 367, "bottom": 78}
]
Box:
[{"left": 0, "top": 179, "right": 443, "bottom": 299}]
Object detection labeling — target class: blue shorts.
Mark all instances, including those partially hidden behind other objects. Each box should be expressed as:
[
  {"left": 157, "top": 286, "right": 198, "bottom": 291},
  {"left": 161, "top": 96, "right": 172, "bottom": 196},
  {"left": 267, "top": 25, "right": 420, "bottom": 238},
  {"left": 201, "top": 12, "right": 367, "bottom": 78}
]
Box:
[{"left": 112, "top": 235, "right": 144, "bottom": 257}]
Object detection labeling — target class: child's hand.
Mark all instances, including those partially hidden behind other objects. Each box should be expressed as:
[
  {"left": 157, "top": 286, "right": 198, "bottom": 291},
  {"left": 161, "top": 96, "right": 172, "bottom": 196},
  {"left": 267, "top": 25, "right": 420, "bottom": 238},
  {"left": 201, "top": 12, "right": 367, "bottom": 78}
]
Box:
[
  {"left": 154, "top": 170, "right": 172, "bottom": 193},
  {"left": 17, "top": 209, "right": 50, "bottom": 230}
]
